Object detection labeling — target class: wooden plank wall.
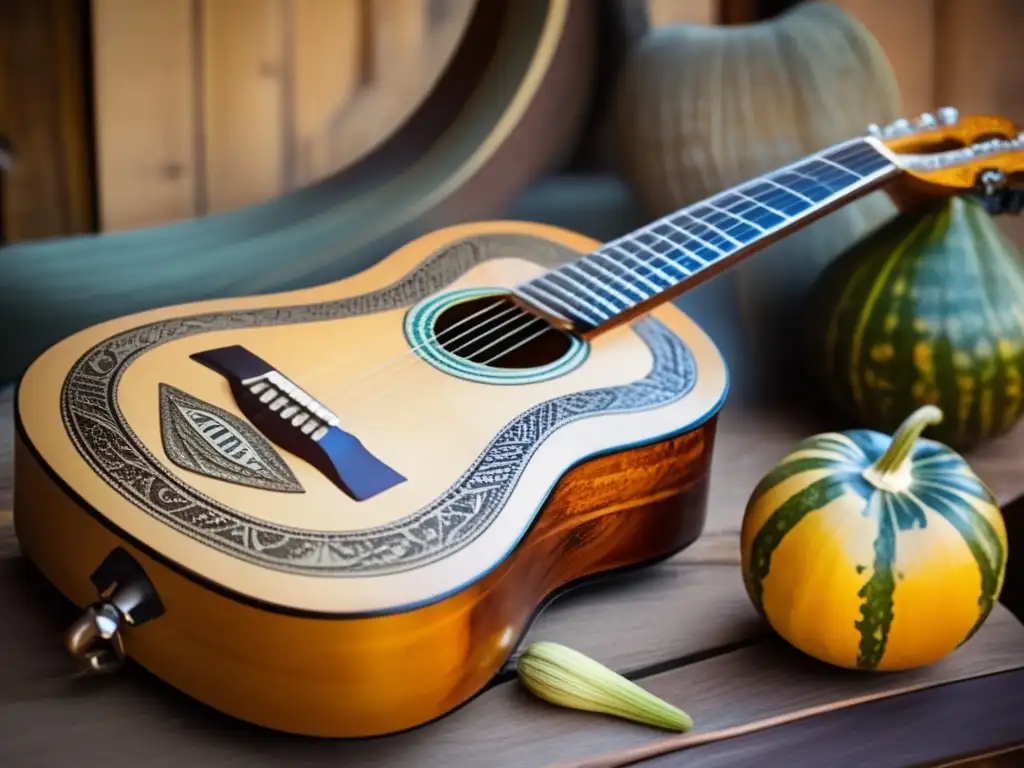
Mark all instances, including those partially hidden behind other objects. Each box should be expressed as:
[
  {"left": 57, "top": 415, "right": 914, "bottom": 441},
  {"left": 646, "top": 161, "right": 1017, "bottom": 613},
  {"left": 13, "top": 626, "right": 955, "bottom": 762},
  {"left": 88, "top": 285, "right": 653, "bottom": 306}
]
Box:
[
  {"left": 0, "top": 0, "right": 95, "bottom": 244},
  {"left": 90, "top": 0, "right": 476, "bottom": 232},
  {"left": 88, "top": 0, "right": 1024, "bottom": 235}
]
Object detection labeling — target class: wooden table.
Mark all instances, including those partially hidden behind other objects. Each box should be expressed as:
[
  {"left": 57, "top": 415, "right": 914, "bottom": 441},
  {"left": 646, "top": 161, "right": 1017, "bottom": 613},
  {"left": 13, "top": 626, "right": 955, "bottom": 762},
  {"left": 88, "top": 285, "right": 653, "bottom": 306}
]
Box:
[{"left": 2, "top": 384, "right": 1023, "bottom": 767}]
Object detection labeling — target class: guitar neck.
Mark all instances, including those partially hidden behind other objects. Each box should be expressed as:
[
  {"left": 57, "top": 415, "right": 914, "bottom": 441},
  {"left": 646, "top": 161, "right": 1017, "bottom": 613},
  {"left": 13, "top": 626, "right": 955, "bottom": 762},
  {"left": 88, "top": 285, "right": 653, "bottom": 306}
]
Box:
[{"left": 513, "top": 137, "right": 900, "bottom": 337}]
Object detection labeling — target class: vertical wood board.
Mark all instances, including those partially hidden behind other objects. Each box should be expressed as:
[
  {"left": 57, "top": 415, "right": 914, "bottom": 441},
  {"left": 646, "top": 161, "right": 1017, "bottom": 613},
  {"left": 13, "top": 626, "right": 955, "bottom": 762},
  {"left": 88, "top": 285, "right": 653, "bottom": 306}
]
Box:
[
  {"left": 91, "top": 0, "right": 476, "bottom": 230},
  {"left": 291, "top": 0, "right": 363, "bottom": 187},
  {"left": 91, "top": 0, "right": 198, "bottom": 231},
  {"left": 0, "top": 0, "right": 94, "bottom": 242},
  {"left": 201, "top": 0, "right": 286, "bottom": 214}
]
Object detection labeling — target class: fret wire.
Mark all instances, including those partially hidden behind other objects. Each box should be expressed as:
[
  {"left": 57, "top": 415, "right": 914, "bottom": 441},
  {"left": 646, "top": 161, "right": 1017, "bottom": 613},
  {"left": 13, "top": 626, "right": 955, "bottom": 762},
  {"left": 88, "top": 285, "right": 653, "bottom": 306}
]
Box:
[
  {"left": 663, "top": 220, "right": 728, "bottom": 257},
  {"left": 828, "top": 140, "right": 874, "bottom": 160},
  {"left": 607, "top": 244, "right": 702, "bottom": 289},
  {"left": 564, "top": 259, "right": 642, "bottom": 306},
  {"left": 553, "top": 265, "right": 629, "bottom": 315},
  {"left": 515, "top": 284, "right": 573, "bottom": 324},
  {"left": 676, "top": 213, "right": 740, "bottom": 252},
  {"left": 674, "top": 209, "right": 744, "bottom": 248},
  {"left": 649, "top": 227, "right": 715, "bottom": 269},
  {"left": 558, "top": 139, "right": 895, "bottom": 326},
  {"left": 797, "top": 161, "right": 878, "bottom": 194},
  {"left": 585, "top": 250, "right": 656, "bottom": 300},
  {"left": 704, "top": 201, "right": 767, "bottom": 233},
  {"left": 523, "top": 280, "right": 607, "bottom": 327},
  {"left": 771, "top": 169, "right": 836, "bottom": 202},
  {"left": 737, "top": 182, "right": 812, "bottom": 215},
  {"left": 546, "top": 271, "right": 626, "bottom": 320},
  {"left": 742, "top": 175, "right": 834, "bottom": 212},
  {"left": 801, "top": 161, "right": 863, "bottom": 188},
  {"left": 825, "top": 139, "right": 878, "bottom": 165},
  {"left": 714, "top": 192, "right": 784, "bottom": 225},
  {"left": 730, "top": 190, "right": 786, "bottom": 220},
  {"left": 596, "top": 247, "right": 667, "bottom": 294},
  {"left": 760, "top": 177, "right": 814, "bottom": 206},
  {"left": 694, "top": 206, "right": 763, "bottom": 245},
  {"left": 828, "top": 140, "right": 889, "bottom": 171},
  {"left": 611, "top": 241, "right": 678, "bottom": 284},
  {"left": 725, "top": 181, "right": 818, "bottom": 226},
  {"left": 628, "top": 232, "right": 699, "bottom": 279},
  {"left": 813, "top": 156, "right": 863, "bottom": 182},
  {"left": 621, "top": 236, "right": 698, "bottom": 280}
]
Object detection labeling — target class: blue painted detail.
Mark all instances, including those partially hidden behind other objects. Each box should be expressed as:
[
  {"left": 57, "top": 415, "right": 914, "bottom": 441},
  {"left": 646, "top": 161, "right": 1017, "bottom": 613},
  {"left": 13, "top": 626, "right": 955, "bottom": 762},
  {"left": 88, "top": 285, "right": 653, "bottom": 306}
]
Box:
[
  {"left": 403, "top": 286, "right": 590, "bottom": 385},
  {"left": 317, "top": 426, "right": 407, "bottom": 501},
  {"left": 191, "top": 344, "right": 407, "bottom": 501}
]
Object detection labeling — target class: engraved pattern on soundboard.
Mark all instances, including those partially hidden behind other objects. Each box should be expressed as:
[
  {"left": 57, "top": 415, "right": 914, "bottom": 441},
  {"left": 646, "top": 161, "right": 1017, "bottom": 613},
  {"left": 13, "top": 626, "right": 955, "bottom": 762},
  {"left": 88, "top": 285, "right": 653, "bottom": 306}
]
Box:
[
  {"left": 158, "top": 384, "right": 304, "bottom": 494},
  {"left": 59, "top": 235, "right": 697, "bottom": 576}
]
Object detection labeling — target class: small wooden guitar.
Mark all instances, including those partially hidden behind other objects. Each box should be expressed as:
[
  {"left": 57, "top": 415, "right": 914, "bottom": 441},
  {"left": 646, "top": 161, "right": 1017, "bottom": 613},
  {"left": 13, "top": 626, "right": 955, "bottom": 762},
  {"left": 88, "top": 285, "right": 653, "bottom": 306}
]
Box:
[{"left": 13, "top": 110, "right": 1024, "bottom": 738}]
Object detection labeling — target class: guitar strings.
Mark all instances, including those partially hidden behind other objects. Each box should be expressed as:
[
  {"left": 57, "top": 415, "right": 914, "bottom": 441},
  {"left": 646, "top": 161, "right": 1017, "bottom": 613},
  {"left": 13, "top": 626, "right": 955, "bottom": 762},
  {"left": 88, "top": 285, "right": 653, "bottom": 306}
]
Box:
[
  {"left": 341, "top": 312, "right": 554, "bottom": 415},
  {"left": 323, "top": 141, "right": 883, "bottom": 409},
  {"left": 331, "top": 244, "right": 688, "bottom": 407},
  {"left": 331, "top": 246, "right": 692, "bottom": 414},
  {"left": 333, "top": 297, "right": 514, "bottom": 393},
  {"left": 334, "top": 135, "right": 887, "bottom": 401}
]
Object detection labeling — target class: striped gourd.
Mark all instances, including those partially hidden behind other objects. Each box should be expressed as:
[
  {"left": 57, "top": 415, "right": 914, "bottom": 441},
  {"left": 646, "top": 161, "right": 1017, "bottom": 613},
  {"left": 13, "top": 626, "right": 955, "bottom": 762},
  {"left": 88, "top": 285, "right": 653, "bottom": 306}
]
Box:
[
  {"left": 803, "top": 195, "right": 1024, "bottom": 450},
  {"left": 740, "top": 406, "right": 1008, "bottom": 672}
]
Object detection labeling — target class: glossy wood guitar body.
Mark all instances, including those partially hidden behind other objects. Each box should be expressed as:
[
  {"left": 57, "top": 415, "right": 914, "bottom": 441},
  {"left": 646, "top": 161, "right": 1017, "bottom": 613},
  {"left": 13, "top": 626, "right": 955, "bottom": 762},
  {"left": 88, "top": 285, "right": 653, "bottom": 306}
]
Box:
[{"left": 13, "top": 220, "right": 729, "bottom": 737}]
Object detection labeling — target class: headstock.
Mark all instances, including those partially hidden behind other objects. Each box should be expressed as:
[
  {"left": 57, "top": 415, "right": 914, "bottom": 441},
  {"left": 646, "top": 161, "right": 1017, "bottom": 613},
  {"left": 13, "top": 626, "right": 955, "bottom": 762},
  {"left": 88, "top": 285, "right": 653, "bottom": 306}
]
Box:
[{"left": 867, "top": 108, "right": 1024, "bottom": 215}]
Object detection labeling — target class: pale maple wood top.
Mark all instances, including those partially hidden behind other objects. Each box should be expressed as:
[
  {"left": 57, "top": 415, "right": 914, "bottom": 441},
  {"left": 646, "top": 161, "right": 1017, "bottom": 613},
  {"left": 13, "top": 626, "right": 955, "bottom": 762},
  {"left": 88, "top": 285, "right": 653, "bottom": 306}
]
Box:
[{"left": 2, "top": 385, "right": 1023, "bottom": 766}]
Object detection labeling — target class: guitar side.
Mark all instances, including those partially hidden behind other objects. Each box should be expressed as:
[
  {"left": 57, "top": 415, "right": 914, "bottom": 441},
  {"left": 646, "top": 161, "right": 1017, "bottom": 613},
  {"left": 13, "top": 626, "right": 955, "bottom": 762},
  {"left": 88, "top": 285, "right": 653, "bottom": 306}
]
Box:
[{"left": 13, "top": 220, "right": 727, "bottom": 737}]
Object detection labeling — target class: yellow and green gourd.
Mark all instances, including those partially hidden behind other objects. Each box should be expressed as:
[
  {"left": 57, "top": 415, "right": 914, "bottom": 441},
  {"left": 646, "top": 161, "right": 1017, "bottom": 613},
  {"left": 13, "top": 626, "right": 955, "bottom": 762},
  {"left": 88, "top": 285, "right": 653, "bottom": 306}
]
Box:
[
  {"left": 803, "top": 195, "right": 1024, "bottom": 450},
  {"left": 740, "top": 405, "right": 1008, "bottom": 671}
]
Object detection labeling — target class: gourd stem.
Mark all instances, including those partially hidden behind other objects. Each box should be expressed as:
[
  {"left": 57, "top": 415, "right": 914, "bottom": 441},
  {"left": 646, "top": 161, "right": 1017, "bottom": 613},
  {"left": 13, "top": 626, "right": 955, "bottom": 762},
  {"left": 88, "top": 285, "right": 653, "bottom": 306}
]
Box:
[{"left": 872, "top": 405, "right": 944, "bottom": 476}]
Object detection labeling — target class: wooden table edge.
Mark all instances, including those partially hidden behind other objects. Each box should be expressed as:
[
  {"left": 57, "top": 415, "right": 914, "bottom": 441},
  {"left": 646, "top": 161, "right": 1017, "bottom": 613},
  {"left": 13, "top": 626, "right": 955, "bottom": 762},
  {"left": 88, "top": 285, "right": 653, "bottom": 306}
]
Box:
[{"left": 565, "top": 668, "right": 1024, "bottom": 768}]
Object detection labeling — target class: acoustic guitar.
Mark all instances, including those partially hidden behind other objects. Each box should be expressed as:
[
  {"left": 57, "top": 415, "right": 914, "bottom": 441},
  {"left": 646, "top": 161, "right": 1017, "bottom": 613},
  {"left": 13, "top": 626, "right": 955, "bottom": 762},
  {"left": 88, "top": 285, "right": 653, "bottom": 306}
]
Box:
[{"left": 13, "top": 111, "right": 1024, "bottom": 738}]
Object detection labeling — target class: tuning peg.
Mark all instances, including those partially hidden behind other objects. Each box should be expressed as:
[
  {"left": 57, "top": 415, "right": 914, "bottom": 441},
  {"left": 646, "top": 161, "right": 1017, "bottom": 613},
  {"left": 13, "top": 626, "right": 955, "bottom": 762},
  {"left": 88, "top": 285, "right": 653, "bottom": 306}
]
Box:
[
  {"left": 936, "top": 106, "right": 960, "bottom": 125},
  {"left": 916, "top": 112, "right": 938, "bottom": 129},
  {"left": 866, "top": 123, "right": 882, "bottom": 137}
]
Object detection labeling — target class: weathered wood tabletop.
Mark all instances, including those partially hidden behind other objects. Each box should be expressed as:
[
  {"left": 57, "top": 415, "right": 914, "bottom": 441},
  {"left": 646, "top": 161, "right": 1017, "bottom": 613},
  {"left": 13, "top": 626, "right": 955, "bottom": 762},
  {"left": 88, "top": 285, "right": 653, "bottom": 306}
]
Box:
[{"left": 2, "top": 384, "right": 1023, "bottom": 767}]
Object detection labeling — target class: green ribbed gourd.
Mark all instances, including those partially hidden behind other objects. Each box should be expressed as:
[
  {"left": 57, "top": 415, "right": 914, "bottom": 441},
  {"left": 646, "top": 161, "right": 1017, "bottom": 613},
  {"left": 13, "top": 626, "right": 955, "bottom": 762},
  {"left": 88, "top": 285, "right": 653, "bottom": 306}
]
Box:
[{"left": 803, "top": 195, "right": 1024, "bottom": 450}]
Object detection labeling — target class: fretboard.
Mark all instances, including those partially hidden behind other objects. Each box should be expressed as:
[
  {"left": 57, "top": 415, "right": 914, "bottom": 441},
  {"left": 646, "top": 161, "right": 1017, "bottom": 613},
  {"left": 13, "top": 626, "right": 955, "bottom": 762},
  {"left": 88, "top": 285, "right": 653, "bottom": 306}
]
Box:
[{"left": 513, "top": 137, "right": 898, "bottom": 336}]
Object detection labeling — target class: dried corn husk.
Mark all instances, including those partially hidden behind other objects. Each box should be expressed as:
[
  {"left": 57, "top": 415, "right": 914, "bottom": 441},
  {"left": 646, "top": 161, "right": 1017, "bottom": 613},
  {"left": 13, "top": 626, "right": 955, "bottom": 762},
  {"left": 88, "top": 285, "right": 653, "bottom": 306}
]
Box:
[{"left": 517, "top": 641, "right": 693, "bottom": 732}]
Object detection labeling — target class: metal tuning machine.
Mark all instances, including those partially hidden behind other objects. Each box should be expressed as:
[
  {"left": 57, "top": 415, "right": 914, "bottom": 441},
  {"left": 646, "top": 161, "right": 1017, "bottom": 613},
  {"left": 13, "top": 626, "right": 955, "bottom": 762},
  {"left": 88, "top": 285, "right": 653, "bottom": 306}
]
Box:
[
  {"left": 64, "top": 548, "right": 165, "bottom": 675},
  {"left": 975, "top": 165, "right": 1024, "bottom": 216}
]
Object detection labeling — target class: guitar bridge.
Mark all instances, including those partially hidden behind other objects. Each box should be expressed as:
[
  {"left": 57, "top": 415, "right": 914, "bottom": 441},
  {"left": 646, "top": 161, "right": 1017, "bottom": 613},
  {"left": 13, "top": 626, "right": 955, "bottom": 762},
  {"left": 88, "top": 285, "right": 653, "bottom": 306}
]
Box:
[{"left": 190, "top": 345, "right": 405, "bottom": 501}]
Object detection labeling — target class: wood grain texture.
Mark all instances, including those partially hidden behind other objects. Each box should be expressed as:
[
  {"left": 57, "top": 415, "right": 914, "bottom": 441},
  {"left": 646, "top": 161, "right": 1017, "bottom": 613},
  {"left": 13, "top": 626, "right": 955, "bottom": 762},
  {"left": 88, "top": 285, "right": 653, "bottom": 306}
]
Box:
[
  {"left": 91, "top": 0, "right": 199, "bottom": 230},
  {"left": 201, "top": 0, "right": 286, "bottom": 214},
  {"left": 0, "top": 0, "right": 94, "bottom": 242},
  {"left": 3, "top": 381, "right": 1024, "bottom": 764},
  {"left": 0, "top": 538, "right": 1020, "bottom": 768},
  {"left": 290, "top": 0, "right": 363, "bottom": 187},
  {"left": 13, "top": 222, "right": 728, "bottom": 615},
  {"left": 648, "top": 0, "right": 717, "bottom": 26},
  {"left": 12, "top": 400, "right": 716, "bottom": 737},
  {"left": 612, "top": 669, "right": 1024, "bottom": 768},
  {"left": 3, "top": 383, "right": 1023, "bottom": 670},
  {"left": 90, "top": 0, "right": 478, "bottom": 228}
]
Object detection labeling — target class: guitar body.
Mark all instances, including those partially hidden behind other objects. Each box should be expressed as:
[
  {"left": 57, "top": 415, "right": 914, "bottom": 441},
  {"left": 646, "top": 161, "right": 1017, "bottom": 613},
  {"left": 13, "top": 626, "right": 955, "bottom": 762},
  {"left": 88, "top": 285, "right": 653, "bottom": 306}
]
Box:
[{"left": 13, "top": 220, "right": 728, "bottom": 737}]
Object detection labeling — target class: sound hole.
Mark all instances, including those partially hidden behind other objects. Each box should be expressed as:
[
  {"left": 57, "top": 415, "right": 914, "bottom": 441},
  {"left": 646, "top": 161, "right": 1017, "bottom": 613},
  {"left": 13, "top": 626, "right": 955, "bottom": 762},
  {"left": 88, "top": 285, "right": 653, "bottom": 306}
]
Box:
[{"left": 431, "top": 295, "right": 572, "bottom": 369}]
